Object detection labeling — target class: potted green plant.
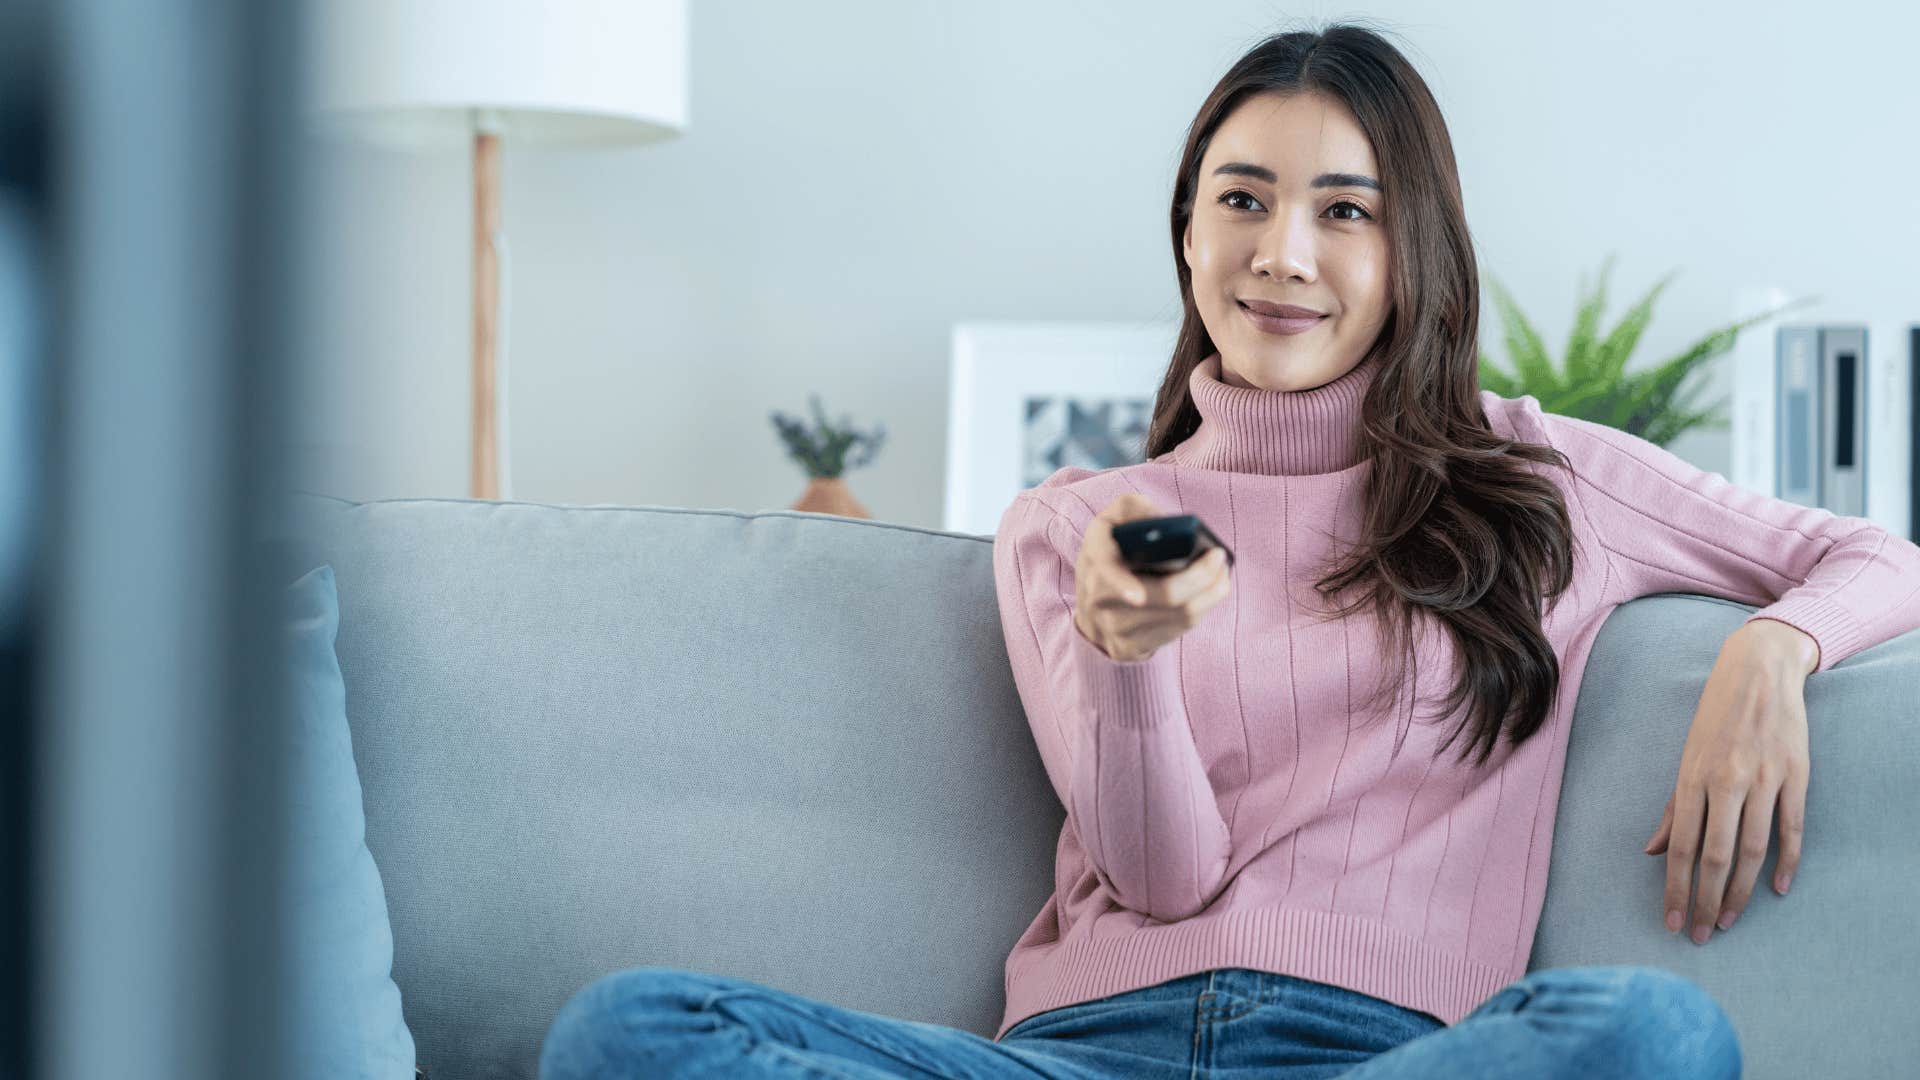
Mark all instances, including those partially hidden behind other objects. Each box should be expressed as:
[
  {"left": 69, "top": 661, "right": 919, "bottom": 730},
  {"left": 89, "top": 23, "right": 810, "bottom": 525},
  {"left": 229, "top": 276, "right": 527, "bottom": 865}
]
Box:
[
  {"left": 1477, "top": 254, "right": 1818, "bottom": 447},
  {"left": 770, "top": 393, "right": 887, "bottom": 519}
]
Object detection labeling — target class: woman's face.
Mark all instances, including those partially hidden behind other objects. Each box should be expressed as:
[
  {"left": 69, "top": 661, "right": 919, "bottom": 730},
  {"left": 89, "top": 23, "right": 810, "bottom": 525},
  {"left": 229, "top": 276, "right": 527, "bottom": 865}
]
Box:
[{"left": 1183, "top": 90, "right": 1391, "bottom": 392}]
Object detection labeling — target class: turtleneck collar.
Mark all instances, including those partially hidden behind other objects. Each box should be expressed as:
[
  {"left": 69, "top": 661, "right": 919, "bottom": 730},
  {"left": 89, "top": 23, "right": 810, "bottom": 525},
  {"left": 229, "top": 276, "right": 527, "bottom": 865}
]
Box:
[{"left": 1165, "top": 351, "right": 1380, "bottom": 476}]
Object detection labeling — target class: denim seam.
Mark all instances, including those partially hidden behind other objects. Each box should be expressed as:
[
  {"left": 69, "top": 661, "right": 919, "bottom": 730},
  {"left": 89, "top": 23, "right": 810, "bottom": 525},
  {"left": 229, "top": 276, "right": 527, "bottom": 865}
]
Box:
[
  {"left": 754, "top": 1038, "right": 893, "bottom": 1080},
  {"left": 703, "top": 990, "right": 956, "bottom": 1079},
  {"left": 1199, "top": 1001, "right": 1260, "bottom": 1024}
]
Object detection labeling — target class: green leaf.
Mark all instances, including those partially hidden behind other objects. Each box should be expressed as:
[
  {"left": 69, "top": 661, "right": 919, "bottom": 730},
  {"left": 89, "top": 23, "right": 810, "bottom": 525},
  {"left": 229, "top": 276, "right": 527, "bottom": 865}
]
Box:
[
  {"left": 1484, "top": 273, "right": 1563, "bottom": 397},
  {"left": 1641, "top": 396, "right": 1730, "bottom": 448},
  {"left": 1615, "top": 336, "right": 1724, "bottom": 438},
  {"left": 1482, "top": 259, "right": 1820, "bottom": 450},
  {"left": 1563, "top": 253, "right": 1615, "bottom": 389},
  {"left": 1592, "top": 269, "right": 1679, "bottom": 387},
  {"left": 1538, "top": 380, "right": 1614, "bottom": 418},
  {"left": 1477, "top": 353, "right": 1520, "bottom": 398}
]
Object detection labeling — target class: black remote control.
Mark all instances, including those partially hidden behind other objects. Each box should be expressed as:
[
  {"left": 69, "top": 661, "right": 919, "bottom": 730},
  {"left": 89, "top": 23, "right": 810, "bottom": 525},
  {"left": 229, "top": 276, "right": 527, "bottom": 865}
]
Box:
[{"left": 1111, "top": 514, "right": 1235, "bottom": 577}]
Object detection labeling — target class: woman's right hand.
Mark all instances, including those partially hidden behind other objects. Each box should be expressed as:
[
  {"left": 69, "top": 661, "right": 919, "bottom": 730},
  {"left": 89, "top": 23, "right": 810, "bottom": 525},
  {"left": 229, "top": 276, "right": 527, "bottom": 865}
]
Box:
[{"left": 1073, "top": 492, "right": 1233, "bottom": 663}]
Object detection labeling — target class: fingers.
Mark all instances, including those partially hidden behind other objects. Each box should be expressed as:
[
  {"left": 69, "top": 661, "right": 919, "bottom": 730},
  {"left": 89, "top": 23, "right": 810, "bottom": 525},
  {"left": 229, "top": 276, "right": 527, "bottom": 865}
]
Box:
[
  {"left": 1098, "top": 551, "right": 1229, "bottom": 650},
  {"left": 1090, "top": 564, "right": 1146, "bottom": 607},
  {"left": 1692, "top": 788, "right": 1743, "bottom": 944},
  {"left": 1140, "top": 547, "right": 1228, "bottom": 608},
  {"left": 1657, "top": 763, "right": 1805, "bottom": 944},
  {"left": 1663, "top": 784, "right": 1706, "bottom": 937},
  {"left": 1644, "top": 791, "right": 1675, "bottom": 856},
  {"left": 1095, "top": 537, "right": 1220, "bottom": 599},
  {"left": 1715, "top": 782, "right": 1777, "bottom": 933},
  {"left": 1775, "top": 763, "right": 1804, "bottom": 895},
  {"left": 1088, "top": 495, "right": 1156, "bottom": 576},
  {"left": 1680, "top": 785, "right": 1742, "bottom": 945},
  {"left": 1099, "top": 492, "right": 1161, "bottom": 525},
  {"left": 1085, "top": 497, "right": 1150, "bottom": 605},
  {"left": 1087, "top": 495, "right": 1146, "bottom": 564}
]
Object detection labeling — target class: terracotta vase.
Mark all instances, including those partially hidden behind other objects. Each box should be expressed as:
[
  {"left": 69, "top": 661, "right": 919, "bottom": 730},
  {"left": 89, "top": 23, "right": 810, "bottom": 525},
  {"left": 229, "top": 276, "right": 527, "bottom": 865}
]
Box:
[{"left": 790, "top": 476, "right": 870, "bottom": 519}]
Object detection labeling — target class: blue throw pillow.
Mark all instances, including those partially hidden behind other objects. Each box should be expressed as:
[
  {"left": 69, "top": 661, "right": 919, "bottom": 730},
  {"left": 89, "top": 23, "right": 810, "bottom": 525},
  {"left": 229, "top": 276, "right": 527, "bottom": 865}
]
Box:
[{"left": 283, "top": 563, "right": 416, "bottom": 1078}]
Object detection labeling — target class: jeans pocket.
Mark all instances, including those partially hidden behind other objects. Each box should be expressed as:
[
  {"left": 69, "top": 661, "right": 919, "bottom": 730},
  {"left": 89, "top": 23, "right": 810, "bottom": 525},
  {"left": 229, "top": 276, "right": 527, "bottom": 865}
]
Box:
[{"left": 1006, "top": 1000, "right": 1124, "bottom": 1038}]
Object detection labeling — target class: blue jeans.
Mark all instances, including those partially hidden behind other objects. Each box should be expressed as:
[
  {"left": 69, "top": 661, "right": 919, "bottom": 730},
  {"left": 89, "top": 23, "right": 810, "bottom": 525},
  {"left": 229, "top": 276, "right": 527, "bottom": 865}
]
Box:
[{"left": 539, "top": 963, "right": 1741, "bottom": 1078}]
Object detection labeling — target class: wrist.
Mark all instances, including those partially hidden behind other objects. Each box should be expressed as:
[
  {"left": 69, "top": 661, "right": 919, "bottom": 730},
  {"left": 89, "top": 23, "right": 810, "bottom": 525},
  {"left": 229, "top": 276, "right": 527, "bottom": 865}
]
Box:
[
  {"left": 1737, "top": 618, "right": 1819, "bottom": 677},
  {"left": 1074, "top": 613, "right": 1149, "bottom": 663}
]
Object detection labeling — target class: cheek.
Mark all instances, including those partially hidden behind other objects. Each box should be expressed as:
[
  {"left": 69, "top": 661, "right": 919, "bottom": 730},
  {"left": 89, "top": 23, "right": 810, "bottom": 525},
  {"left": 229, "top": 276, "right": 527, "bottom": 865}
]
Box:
[
  {"left": 1186, "top": 253, "right": 1228, "bottom": 318},
  {"left": 1186, "top": 218, "right": 1242, "bottom": 280},
  {"left": 1338, "top": 249, "right": 1391, "bottom": 318},
  {"left": 1363, "top": 244, "right": 1392, "bottom": 304},
  {"left": 1186, "top": 236, "right": 1220, "bottom": 278}
]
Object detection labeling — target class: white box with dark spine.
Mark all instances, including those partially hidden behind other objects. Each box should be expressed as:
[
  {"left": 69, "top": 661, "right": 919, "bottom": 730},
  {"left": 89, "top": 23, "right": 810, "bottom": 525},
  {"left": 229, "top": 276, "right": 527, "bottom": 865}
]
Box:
[{"left": 1728, "top": 292, "right": 1915, "bottom": 540}]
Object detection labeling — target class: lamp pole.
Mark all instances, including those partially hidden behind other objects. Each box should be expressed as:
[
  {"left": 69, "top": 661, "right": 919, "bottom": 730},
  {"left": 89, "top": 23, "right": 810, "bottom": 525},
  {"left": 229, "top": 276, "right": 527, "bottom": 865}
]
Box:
[{"left": 470, "top": 122, "right": 501, "bottom": 500}]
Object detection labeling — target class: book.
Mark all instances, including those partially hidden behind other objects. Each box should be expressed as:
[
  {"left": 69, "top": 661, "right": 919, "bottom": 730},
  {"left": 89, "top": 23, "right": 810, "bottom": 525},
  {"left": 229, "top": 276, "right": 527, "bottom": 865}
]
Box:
[
  {"left": 1866, "top": 320, "right": 1916, "bottom": 541},
  {"left": 1776, "top": 325, "right": 1823, "bottom": 509},
  {"left": 1818, "top": 325, "right": 1867, "bottom": 517},
  {"left": 1734, "top": 302, "right": 1917, "bottom": 539}
]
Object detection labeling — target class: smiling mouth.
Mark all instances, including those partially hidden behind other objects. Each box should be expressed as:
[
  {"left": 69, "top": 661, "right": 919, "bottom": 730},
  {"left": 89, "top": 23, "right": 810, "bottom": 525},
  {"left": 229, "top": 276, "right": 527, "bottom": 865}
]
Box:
[
  {"left": 1237, "top": 300, "right": 1328, "bottom": 334},
  {"left": 1238, "top": 300, "right": 1326, "bottom": 319}
]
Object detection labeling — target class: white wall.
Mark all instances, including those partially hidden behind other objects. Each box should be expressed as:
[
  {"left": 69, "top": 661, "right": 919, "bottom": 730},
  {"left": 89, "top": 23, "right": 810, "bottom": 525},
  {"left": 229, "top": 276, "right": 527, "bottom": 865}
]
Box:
[{"left": 292, "top": 0, "right": 1920, "bottom": 529}]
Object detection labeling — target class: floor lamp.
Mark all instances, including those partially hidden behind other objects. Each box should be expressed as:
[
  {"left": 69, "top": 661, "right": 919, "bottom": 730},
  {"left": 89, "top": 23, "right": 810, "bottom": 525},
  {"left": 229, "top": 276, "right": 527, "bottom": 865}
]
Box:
[{"left": 305, "top": 0, "right": 688, "bottom": 499}]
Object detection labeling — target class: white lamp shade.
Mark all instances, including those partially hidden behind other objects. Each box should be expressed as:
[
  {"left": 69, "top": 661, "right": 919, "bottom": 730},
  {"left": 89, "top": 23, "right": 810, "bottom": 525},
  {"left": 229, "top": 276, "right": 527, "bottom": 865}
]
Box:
[{"left": 304, "top": 0, "right": 688, "bottom": 148}]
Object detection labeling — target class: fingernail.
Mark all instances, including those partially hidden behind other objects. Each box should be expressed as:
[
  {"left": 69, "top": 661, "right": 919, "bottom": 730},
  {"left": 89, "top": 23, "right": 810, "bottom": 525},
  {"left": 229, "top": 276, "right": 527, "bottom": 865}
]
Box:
[
  {"left": 1691, "top": 924, "right": 1710, "bottom": 945},
  {"left": 1717, "top": 910, "right": 1737, "bottom": 931},
  {"left": 1776, "top": 872, "right": 1792, "bottom": 894},
  {"left": 1666, "top": 910, "right": 1682, "bottom": 933}
]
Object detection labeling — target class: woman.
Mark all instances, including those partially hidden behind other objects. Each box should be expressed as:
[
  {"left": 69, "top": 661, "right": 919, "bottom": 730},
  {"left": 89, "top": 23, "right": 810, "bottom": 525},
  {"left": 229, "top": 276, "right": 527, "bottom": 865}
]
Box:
[{"left": 540, "top": 21, "right": 1920, "bottom": 1079}]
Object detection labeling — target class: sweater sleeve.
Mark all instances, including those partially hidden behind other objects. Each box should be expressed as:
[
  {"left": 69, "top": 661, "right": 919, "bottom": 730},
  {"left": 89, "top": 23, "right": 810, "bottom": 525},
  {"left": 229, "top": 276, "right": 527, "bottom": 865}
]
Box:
[
  {"left": 1523, "top": 397, "right": 1920, "bottom": 674},
  {"left": 992, "top": 489, "right": 1232, "bottom": 922}
]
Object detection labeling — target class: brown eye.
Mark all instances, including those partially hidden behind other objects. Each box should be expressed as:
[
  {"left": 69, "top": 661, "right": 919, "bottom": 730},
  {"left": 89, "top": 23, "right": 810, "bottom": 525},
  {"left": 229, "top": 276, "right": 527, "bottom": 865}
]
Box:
[
  {"left": 1217, "top": 190, "right": 1373, "bottom": 221},
  {"left": 1217, "top": 190, "right": 1263, "bottom": 212}
]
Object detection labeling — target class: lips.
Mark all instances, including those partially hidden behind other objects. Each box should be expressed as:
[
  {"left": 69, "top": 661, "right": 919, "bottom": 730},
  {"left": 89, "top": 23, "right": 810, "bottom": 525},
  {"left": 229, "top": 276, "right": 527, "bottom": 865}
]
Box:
[
  {"left": 1238, "top": 299, "right": 1327, "bottom": 336},
  {"left": 1238, "top": 299, "right": 1326, "bottom": 319}
]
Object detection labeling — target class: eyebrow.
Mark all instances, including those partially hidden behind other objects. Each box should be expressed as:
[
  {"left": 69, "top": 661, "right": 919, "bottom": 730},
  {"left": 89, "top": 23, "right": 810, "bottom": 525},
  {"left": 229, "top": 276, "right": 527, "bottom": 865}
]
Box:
[{"left": 1211, "top": 162, "right": 1381, "bottom": 191}]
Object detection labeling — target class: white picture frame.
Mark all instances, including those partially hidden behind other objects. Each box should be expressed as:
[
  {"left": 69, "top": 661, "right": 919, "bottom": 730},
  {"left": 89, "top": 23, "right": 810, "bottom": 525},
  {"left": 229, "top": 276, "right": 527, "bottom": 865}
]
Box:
[{"left": 944, "top": 320, "right": 1181, "bottom": 535}]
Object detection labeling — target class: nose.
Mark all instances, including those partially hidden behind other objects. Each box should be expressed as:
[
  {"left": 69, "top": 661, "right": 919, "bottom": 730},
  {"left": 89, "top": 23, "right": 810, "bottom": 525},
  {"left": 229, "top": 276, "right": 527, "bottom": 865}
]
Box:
[{"left": 1250, "top": 205, "right": 1316, "bottom": 283}]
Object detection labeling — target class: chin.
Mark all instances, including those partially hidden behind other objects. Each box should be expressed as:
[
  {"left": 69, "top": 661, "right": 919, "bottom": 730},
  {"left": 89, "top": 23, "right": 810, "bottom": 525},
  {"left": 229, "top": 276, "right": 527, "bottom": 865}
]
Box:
[{"left": 1231, "top": 352, "right": 1335, "bottom": 392}]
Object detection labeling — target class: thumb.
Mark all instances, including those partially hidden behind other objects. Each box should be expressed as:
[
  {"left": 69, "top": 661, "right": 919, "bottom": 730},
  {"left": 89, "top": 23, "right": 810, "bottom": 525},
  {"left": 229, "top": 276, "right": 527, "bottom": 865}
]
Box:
[{"left": 1117, "top": 492, "right": 1161, "bottom": 520}]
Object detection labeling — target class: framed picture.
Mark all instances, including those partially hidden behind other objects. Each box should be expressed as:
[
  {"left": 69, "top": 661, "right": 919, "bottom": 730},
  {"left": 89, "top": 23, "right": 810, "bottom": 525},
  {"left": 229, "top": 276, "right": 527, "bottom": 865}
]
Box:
[{"left": 944, "top": 320, "right": 1180, "bottom": 535}]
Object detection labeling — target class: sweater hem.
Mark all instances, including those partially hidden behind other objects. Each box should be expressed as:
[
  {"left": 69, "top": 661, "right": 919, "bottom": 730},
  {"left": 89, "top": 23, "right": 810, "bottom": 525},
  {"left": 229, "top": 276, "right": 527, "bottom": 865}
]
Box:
[{"left": 995, "top": 906, "right": 1516, "bottom": 1041}]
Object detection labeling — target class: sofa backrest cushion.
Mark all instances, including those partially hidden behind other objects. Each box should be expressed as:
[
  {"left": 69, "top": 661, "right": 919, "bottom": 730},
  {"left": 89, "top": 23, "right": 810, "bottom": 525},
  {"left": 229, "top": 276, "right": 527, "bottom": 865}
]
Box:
[{"left": 269, "top": 492, "right": 1060, "bottom": 1080}]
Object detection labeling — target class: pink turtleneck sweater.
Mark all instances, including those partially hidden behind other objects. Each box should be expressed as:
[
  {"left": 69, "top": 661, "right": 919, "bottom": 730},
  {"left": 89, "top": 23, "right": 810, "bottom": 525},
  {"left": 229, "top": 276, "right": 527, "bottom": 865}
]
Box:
[{"left": 989, "top": 350, "right": 1920, "bottom": 1040}]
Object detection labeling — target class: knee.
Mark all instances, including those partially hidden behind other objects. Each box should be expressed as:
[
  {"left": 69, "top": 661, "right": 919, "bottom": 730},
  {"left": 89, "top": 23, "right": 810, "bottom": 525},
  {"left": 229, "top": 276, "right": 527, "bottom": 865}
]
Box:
[
  {"left": 540, "top": 966, "right": 727, "bottom": 1079},
  {"left": 1601, "top": 968, "right": 1742, "bottom": 1080},
  {"left": 554, "top": 965, "right": 708, "bottom": 1028}
]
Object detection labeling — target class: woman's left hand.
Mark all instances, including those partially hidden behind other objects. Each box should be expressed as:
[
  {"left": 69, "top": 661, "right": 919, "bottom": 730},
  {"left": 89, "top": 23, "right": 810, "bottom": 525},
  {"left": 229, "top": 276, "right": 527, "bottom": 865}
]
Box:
[{"left": 1643, "top": 618, "right": 1818, "bottom": 945}]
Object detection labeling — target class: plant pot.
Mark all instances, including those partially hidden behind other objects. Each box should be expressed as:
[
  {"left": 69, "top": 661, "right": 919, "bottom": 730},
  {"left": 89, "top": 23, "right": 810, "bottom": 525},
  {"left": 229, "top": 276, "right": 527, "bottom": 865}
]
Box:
[{"left": 790, "top": 476, "right": 870, "bottom": 519}]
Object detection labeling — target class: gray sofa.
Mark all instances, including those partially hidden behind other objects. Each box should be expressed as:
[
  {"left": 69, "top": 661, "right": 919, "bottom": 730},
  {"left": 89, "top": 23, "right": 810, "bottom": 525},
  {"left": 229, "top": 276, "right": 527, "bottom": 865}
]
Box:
[{"left": 268, "top": 490, "right": 1920, "bottom": 1079}]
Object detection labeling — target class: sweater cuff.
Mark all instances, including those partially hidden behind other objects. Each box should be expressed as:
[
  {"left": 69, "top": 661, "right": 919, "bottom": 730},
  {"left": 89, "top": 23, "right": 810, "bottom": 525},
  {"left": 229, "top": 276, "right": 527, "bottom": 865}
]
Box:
[
  {"left": 1742, "top": 596, "right": 1866, "bottom": 675},
  {"left": 1069, "top": 621, "right": 1187, "bottom": 729}
]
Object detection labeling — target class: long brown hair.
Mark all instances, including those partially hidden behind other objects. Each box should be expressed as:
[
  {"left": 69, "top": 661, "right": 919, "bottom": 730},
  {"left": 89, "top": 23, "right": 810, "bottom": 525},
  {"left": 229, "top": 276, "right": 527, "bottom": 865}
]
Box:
[{"left": 1149, "top": 21, "right": 1576, "bottom": 770}]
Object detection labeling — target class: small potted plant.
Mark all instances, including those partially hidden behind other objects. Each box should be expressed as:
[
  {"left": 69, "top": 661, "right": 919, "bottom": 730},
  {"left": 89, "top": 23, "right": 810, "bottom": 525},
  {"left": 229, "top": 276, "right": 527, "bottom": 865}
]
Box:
[
  {"left": 1477, "top": 253, "right": 1818, "bottom": 446},
  {"left": 770, "top": 393, "right": 887, "bottom": 519}
]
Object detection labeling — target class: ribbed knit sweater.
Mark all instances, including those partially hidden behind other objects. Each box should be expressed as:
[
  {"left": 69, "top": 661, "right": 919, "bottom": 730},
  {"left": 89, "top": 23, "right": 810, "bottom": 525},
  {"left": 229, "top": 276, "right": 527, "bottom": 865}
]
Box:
[{"left": 989, "top": 349, "right": 1920, "bottom": 1040}]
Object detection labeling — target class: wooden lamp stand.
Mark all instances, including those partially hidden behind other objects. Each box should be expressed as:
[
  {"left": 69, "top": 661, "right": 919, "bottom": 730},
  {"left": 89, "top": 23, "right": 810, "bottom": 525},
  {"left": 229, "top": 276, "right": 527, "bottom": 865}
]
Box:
[{"left": 470, "top": 130, "right": 501, "bottom": 500}]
